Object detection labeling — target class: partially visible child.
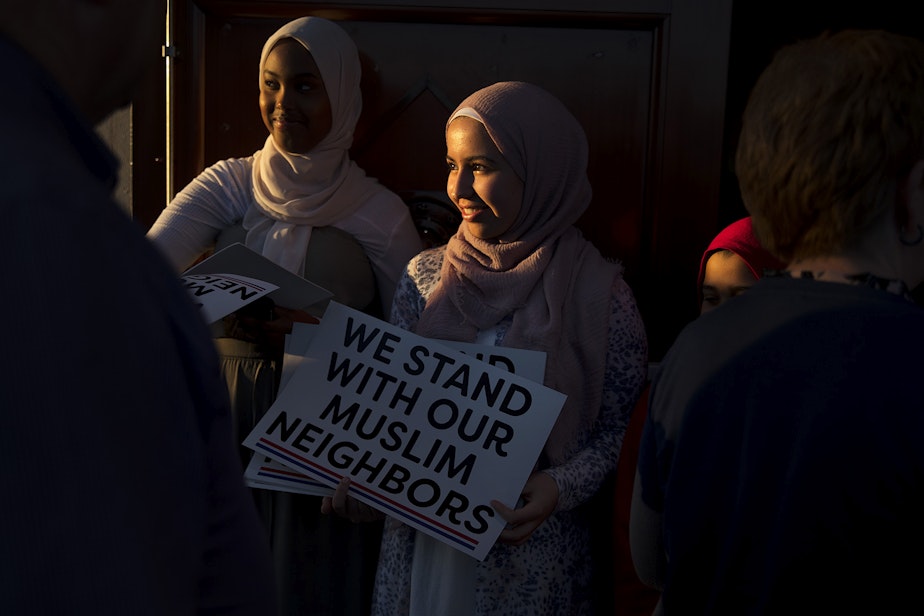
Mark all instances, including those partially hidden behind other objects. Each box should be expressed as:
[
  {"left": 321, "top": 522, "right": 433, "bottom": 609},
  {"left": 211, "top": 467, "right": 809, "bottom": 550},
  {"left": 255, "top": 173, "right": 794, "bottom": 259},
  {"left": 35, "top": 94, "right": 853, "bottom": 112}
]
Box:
[
  {"left": 698, "top": 216, "right": 785, "bottom": 314},
  {"left": 611, "top": 215, "right": 782, "bottom": 615}
]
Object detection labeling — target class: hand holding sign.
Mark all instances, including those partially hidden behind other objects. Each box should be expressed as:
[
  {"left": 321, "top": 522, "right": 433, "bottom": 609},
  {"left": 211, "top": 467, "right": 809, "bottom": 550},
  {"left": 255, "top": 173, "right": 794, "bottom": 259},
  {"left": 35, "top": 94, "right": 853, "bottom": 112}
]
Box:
[
  {"left": 321, "top": 477, "right": 385, "bottom": 523},
  {"left": 491, "top": 470, "right": 559, "bottom": 546}
]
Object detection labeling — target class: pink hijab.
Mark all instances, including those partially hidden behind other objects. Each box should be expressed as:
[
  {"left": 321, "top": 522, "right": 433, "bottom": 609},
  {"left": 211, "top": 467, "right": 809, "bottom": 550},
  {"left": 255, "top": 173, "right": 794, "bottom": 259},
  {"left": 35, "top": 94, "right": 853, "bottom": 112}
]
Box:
[
  {"left": 697, "top": 216, "right": 785, "bottom": 290},
  {"left": 244, "top": 16, "right": 384, "bottom": 273},
  {"left": 414, "top": 82, "right": 622, "bottom": 464}
]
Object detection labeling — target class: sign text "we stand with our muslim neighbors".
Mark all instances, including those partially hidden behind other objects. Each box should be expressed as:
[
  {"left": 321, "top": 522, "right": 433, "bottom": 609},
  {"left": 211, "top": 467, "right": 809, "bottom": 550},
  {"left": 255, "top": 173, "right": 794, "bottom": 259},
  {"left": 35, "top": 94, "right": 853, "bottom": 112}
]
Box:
[{"left": 242, "top": 302, "right": 565, "bottom": 561}]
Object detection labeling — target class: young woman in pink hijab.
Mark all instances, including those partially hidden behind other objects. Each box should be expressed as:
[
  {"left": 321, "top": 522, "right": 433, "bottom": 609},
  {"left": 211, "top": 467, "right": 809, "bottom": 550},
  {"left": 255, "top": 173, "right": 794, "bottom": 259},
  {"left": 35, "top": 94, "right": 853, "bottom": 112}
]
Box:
[
  {"left": 148, "top": 16, "right": 422, "bottom": 616},
  {"left": 325, "top": 81, "right": 648, "bottom": 615}
]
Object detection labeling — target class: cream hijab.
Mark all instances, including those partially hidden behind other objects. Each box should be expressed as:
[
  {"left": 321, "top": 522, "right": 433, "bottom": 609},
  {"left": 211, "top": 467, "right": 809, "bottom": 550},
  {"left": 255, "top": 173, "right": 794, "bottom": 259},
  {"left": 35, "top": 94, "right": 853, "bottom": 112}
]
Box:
[
  {"left": 414, "top": 81, "right": 621, "bottom": 464},
  {"left": 244, "top": 16, "right": 383, "bottom": 273}
]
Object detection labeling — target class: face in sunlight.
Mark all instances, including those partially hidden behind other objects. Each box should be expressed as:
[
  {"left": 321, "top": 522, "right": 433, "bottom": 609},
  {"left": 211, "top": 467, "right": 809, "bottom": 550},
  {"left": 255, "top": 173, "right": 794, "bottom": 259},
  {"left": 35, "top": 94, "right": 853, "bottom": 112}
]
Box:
[
  {"left": 444, "top": 116, "right": 524, "bottom": 241},
  {"left": 260, "top": 38, "right": 332, "bottom": 155},
  {"left": 700, "top": 250, "right": 758, "bottom": 314}
]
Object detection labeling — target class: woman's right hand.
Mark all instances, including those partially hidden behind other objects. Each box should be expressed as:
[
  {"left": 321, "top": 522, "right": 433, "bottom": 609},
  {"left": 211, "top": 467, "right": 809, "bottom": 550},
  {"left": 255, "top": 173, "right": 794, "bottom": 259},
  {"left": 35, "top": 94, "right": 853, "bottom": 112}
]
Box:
[{"left": 320, "top": 476, "right": 385, "bottom": 523}]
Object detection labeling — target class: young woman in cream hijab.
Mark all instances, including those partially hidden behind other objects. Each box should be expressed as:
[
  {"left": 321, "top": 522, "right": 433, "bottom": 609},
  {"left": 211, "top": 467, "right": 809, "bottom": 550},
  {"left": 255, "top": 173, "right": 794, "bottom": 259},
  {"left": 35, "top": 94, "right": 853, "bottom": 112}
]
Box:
[
  {"left": 149, "top": 16, "right": 421, "bottom": 317},
  {"left": 325, "top": 80, "right": 648, "bottom": 615},
  {"left": 148, "top": 16, "right": 422, "bottom": 616}
]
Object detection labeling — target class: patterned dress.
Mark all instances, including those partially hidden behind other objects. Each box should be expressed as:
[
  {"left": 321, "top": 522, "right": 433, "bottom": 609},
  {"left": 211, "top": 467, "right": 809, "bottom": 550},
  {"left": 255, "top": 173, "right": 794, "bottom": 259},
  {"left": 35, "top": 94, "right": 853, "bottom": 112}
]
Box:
[{"left": 371, "top": 246, "right": 648, "bottom": 615}]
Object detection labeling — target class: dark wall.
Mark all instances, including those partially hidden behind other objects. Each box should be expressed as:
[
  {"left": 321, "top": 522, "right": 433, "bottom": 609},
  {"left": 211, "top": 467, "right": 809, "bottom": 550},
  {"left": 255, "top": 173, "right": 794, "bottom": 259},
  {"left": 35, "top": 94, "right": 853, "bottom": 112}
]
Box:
[{"left": 717, "top": 1, "right": 922, "bottom": 229}]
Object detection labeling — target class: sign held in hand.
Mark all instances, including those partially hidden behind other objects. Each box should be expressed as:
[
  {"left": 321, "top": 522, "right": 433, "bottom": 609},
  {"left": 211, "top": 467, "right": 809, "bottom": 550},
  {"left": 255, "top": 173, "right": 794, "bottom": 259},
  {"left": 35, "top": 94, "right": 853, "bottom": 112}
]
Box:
[{"left": 242, "top": 302, "right": 565, "bottom": 561}]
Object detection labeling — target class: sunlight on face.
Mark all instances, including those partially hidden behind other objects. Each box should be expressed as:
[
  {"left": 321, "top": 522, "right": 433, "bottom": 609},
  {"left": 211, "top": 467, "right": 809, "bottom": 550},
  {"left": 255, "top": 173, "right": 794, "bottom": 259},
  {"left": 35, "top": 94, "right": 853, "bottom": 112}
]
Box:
[
  {"left": 259, "top": 39, "right": 332, "bottom": 154},
  {"left": 445, "top": 116, "right": 524, "bottom": 241},
  {"left": 700, "top": 250, "right": 759, "bottom": 314}
]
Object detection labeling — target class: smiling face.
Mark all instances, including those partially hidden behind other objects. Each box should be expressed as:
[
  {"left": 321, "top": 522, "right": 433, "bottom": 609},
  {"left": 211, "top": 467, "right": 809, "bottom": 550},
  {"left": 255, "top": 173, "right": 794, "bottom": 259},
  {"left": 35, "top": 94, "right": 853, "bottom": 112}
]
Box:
[
  {"left": 259, "top": 38, "right": 332, "bottom": 155},
  {"left": 445, "top": 116, "right": 524, "bottom": 241}
]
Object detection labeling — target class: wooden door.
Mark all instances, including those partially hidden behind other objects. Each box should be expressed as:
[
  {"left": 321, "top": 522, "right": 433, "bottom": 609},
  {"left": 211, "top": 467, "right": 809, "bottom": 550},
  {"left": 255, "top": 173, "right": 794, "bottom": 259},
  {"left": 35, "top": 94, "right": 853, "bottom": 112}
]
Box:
[{"left": 132, "top": 0, "right": 734, "bottom": 361}]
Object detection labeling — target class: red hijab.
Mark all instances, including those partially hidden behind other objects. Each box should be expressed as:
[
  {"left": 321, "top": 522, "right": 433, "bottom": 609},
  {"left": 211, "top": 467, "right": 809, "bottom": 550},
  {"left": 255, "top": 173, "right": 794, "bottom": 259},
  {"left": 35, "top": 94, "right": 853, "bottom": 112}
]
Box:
[{"left": 698, "top": 217, "right": 784, "bottom": 290}]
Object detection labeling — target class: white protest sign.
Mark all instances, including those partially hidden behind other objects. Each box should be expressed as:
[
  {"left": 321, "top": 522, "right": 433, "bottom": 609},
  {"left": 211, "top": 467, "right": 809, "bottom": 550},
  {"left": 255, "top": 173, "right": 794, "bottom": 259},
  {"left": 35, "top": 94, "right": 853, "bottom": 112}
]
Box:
[
  {"left": 184, "top": 243, "right": 333, "bottom": 316},
  {"left": 244, "top": 323, "right": 326, "bottom": 494},
  {"left": 279, "top": 321, "right": 319, "bottom": 391},
  {"left": 246, "top": 449, "right": 333, "bottom": 496},
  {"left": 180, "top": 272, "right": 278, "bottom": 324},
  {"left": 241, "top": 301, "right": 565, "bottom": 561},
  {"left": 244, "top": 336, "right": 547, "bottom": 497}
]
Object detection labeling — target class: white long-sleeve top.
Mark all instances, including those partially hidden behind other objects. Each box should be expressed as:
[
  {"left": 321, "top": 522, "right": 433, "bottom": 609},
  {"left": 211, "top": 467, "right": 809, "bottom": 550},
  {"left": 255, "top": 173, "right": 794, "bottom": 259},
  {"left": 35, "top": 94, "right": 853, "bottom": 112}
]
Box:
[{"left": 147, "top": 156, "right": 423, "bottom": 316}]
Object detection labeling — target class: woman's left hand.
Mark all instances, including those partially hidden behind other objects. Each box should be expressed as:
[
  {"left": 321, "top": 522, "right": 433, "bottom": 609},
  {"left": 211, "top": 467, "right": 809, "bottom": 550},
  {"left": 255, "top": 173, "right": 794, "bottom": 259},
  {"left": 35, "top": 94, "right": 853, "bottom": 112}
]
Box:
[{"left": 491, "top": 471, "right": 559, "bottom": 546}]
